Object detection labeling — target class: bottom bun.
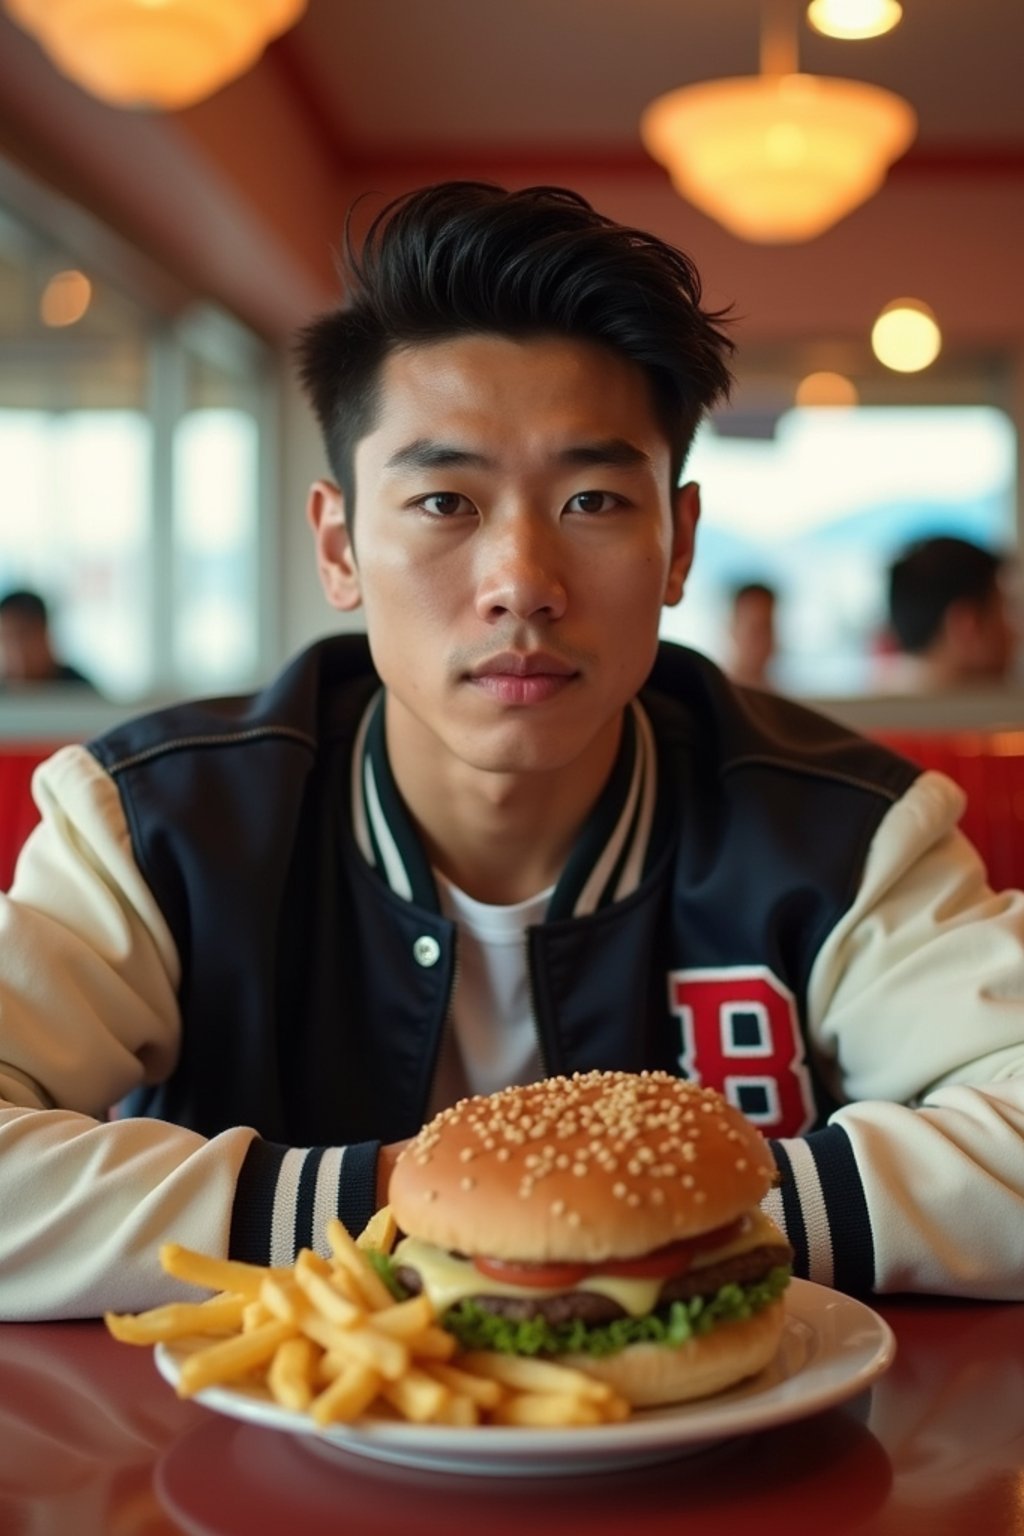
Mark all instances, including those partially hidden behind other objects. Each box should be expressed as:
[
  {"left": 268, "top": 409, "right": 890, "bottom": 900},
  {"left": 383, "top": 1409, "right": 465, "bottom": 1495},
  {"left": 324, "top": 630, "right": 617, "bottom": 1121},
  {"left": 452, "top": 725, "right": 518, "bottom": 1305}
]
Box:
[{"left": 559, "top": 1298, "right": 787, "bottom": 1408}]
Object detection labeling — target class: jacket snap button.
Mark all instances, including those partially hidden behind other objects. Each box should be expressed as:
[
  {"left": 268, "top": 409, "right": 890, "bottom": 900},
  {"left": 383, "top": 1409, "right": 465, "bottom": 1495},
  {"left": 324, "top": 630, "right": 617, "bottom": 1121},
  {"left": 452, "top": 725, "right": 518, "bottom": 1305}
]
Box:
[{"left": 413, "top": 935, "right": 441, "bottom": 967}]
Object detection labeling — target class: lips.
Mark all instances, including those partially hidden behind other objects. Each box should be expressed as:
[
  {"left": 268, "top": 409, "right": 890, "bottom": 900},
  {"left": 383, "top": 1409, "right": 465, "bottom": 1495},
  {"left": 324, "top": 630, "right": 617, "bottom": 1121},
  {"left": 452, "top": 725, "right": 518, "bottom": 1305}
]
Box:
[
  {"left": 470, "top": 651, "right": 577, "bottom": 680},
  {"left": 468, "top": 651, "right": 579, "bottom": 705}
]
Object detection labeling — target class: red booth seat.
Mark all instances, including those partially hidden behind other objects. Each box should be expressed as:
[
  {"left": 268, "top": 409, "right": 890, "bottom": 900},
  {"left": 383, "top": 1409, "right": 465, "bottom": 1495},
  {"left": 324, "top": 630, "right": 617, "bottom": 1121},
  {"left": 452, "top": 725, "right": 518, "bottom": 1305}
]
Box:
[
  {"left": 873, "top": 729, "right": 1024, "bottom": 893},
  {"left": 3, "top": 732, "right": 1024, "bottom": 895},
  {"left": 0, "top": 745, "right": 62, "bottom": 892}
]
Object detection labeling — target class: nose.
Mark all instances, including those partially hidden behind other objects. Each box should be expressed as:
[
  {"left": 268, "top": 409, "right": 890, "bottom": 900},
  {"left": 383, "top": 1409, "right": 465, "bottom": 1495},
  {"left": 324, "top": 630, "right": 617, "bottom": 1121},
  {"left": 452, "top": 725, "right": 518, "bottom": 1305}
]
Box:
[{"left": 473, "top": 515, "right": 568, "bottom": 625}]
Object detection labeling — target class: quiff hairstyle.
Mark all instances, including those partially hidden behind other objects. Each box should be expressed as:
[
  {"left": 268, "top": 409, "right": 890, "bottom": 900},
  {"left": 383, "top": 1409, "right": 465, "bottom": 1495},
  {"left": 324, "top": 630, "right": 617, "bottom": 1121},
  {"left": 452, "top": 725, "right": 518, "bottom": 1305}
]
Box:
[{"left": 295, "top": 181, "right": 734, "bottom": 527}]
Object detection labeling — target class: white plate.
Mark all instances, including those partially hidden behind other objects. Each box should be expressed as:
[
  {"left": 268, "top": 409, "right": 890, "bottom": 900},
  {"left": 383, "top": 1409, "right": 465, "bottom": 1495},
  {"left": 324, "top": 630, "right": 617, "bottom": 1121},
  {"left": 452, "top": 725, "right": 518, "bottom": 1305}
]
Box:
[{"left": 155, "top": 1279, "right": 895, "bottom": 1477}]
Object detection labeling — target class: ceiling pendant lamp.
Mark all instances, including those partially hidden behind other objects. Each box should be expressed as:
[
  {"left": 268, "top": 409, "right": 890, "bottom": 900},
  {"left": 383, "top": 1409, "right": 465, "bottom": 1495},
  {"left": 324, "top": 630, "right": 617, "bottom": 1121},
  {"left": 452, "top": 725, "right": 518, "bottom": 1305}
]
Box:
[
  {"left": 640, "top": 0, "right": 916, "bottom": 242},
  {"left": 3, "top": 0, "right": 307, "bottom": 110},
  {"left": 806, "top": 0, "right": 903, "bottom": 41}
]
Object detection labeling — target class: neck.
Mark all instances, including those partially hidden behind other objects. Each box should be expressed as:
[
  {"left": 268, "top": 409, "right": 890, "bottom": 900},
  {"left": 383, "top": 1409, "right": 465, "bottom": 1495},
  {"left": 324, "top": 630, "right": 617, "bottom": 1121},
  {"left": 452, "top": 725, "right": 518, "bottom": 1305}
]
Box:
[
  {"left": 913, "top": 651, "right": 983, "bottom": 691},
  {"left": 383, "top": 702, "right": 625, "bottom": 906}
]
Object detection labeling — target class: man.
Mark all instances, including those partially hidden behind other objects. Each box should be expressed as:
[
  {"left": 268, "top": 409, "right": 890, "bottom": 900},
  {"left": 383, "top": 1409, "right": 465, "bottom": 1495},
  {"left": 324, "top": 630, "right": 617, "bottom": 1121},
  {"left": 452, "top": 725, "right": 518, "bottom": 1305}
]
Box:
[
  {"left": 886, "top": 536, "right": 1016, "bottom": 688},
  {"left": 0, "top": 589, "right": 94, "bottom": 689},
  {"left": 1, "top": 183, "right": 1022, "bottom": 1321},
  {"left": 725, "top": 581, "right": 778, "bottom": 690}
]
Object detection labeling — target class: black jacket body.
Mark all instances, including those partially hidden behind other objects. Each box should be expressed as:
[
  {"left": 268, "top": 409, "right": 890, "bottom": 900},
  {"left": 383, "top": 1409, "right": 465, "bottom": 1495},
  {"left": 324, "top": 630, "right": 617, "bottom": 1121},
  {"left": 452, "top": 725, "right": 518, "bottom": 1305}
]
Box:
[{"left": 91, "top": 637, "right": 917, "bottom": 1157}]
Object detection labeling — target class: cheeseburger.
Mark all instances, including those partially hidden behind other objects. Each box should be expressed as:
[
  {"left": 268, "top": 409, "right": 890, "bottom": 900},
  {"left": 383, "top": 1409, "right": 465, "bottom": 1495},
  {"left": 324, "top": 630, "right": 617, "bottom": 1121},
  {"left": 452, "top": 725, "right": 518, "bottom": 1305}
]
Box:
[{"left": 386, "top": 1070, "right": 792, "bottom": 1407}]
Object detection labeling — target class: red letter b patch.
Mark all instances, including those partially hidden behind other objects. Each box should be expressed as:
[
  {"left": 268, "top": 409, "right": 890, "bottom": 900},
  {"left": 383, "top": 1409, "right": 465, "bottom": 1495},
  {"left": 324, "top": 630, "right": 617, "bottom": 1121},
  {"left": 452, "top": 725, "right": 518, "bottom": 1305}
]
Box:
[{"left": 667, "top": 966, "right": 815, "bottom": 1135}]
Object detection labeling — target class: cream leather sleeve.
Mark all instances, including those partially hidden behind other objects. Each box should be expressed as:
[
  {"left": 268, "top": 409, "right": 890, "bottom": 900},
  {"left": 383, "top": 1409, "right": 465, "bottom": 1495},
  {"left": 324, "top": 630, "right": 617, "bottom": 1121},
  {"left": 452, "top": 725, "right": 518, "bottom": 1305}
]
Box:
[
  {"left": 783, "top": 769, "right": 1024, "bottom": 1298},
  {"left": 0, "top": 745, "right": 257, "bottom": 1319}
]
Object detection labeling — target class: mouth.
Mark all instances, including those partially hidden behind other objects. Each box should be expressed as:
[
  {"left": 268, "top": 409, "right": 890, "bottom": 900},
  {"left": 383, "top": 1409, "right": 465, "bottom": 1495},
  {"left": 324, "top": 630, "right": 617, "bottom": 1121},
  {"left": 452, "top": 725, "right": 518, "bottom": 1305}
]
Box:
[
  {"left": 471, "top": 652, "right": 577, "bottom": 680},
  {"left": 467, "top": 651, "right": 580, "bottom": 706}
]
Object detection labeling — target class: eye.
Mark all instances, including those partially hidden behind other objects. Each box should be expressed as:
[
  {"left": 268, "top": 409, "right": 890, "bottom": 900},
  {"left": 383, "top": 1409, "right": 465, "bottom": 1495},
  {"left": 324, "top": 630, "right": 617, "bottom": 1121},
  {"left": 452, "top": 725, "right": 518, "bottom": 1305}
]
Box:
[
  {"left": 415, "top": 492, "right": 475, "bottom": 518},
  {"left": 566, "top": 490, "right": 624, "bottom": 515}
]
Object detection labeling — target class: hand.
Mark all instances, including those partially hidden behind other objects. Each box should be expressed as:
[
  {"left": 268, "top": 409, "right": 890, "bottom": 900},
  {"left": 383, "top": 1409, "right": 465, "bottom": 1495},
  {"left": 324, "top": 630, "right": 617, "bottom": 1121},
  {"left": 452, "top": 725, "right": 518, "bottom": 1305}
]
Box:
[{"left": 376, "top": 1137, "right": 412, "bottom": 1207}]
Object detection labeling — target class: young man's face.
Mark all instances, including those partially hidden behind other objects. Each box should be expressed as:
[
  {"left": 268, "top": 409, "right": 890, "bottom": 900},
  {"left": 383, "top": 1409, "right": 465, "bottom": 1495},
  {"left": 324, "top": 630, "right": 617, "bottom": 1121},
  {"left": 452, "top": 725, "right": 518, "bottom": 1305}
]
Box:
[
  {"left": 0, "top": 614, "right": 51, "bottom": 682},
  {"left": 309, "top": 333, "right": 698, "bottom": 783},
  {"left": 952, "top": 584, "right": 1017, "bottom": 682},
  {"left": 730, "top": 591, "right": 776, "bottom": 682}
]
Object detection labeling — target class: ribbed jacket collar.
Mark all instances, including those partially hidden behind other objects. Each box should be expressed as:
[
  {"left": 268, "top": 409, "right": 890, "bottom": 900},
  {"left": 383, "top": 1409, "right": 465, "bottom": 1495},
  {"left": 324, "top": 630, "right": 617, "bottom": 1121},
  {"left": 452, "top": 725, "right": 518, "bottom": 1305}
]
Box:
[{"left": 351, "top": 692, "right": 662, "bottom": 918}]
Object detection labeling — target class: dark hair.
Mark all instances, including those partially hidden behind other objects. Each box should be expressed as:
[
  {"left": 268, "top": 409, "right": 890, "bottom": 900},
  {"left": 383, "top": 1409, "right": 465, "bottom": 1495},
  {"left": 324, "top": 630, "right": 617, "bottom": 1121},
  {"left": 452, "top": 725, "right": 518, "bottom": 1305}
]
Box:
[
  {"left": 0, "top": 588, "right": 49, "bottom": 625},
  {"left": 295, "top": 181, "right": 733, "bottom": 526},
  {"left": 731, "top": 581, "right": 776, "bottom": 607},
  {"left": 888, "top": 536, "right": 1003, "bottom": 653}
]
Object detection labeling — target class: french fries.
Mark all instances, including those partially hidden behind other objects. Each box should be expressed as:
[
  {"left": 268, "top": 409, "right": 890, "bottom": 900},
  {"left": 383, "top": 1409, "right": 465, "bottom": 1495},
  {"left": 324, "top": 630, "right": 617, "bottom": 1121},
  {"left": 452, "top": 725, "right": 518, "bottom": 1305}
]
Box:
[
  {"left": 104, "top": 1293, "right": 247, "bottom": 1344},
  {"left": 104, "top": 1210, "right": 631, "bottom": 1432},
  {"left": 354, "top": 1204, "right": 398, "bottom": 1255}
]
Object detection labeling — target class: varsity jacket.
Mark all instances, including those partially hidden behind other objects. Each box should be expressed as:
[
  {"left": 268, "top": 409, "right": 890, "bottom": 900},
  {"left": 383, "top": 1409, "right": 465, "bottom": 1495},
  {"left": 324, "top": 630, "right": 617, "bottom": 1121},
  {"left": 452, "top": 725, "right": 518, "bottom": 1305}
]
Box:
[{"left": 2, "top": 637, "right": 1024, "bottom": 1319}]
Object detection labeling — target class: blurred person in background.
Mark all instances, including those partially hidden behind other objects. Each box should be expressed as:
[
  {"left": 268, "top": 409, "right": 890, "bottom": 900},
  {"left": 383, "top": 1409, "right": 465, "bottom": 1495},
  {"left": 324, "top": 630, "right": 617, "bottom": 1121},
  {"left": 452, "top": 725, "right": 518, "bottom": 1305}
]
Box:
[
  {"left": 726, "top": 580, "right": 778, "bottom": 690},
  {"left": 0, "top": 589, "right": 94, "bottom": 690},
  {"left": 886, "top": 537, "right": 1016, "bottom": 690}
]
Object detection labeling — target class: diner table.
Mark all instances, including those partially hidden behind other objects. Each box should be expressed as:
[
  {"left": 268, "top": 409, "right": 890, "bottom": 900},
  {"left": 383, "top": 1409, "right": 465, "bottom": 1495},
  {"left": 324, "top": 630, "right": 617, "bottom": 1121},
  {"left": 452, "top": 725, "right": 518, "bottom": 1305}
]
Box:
[{"left": 1, "top": 1295, "right": 1022, "bottom": 1536}]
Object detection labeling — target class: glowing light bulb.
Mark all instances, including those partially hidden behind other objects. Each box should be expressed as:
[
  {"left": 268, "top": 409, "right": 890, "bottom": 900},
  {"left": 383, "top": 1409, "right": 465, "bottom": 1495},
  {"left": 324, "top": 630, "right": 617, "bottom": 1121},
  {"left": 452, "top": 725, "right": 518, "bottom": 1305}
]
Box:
[
  {"left": 807, "top": 0, "right": 903, "bottom": 40},
  {"left": 871, "top": 299, "right": 942, "bottom": 373},
  {"left": 40, "top": 269, "right": 92, "bottom": 327},
  {"left": 795, "top": 371, "right": 859, "bottom": 406}
]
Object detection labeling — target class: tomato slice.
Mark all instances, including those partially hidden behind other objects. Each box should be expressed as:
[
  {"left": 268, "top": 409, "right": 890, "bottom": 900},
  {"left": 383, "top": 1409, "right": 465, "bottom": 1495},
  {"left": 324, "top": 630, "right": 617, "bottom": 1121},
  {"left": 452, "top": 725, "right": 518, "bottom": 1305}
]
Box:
[
  {"left": 598, "top": 1218, "right": 746, "bottom": 1278},
  {"left": 470, "top": 1217, "right": 747, "bottom": 1288},
  {"left": 472, "top": 1256, "right": 592, "bottom": 1288}
]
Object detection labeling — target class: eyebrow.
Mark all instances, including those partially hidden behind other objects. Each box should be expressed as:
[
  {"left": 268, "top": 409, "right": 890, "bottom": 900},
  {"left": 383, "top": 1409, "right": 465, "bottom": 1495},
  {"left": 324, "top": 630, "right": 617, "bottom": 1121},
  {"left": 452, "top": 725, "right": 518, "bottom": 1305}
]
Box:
[
  {"left": 557, "top": 439, "right": 651, "bottom": 470},
  {"left": 383, "top": 437, "right": 652, "bottom": 473},
  {"left": 383, "top": 441, "right": 494, "bottom": 472}
]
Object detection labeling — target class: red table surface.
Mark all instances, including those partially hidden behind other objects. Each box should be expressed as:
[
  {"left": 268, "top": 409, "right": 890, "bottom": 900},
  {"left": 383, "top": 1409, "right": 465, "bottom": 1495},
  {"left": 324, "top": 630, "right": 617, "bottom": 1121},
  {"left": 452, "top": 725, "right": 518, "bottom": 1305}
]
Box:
[{"left": 0, "top": 1297, "right": 1021, "bottom": 1536}]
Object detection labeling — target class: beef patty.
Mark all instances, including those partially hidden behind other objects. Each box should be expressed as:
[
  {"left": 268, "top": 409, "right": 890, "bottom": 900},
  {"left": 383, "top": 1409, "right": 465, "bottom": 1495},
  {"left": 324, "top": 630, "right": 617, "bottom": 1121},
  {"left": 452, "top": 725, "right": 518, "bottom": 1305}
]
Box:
[{"left": 395, "top": 1241, "right": 792, "bottom": 1327}]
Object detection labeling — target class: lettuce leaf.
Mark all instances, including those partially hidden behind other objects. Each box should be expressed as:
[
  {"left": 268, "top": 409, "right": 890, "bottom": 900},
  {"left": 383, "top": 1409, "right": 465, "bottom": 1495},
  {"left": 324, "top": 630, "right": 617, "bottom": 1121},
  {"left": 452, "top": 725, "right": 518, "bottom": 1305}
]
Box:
[
  {"left": 366, "top": 1246, "right": 791, "bottom": 1359},
  {"left": 364, "top": 1247, "right": 410, "bottom": 1300},
  {"left": 441, "top": 1266, "right": 792, "bottom": 1358}
]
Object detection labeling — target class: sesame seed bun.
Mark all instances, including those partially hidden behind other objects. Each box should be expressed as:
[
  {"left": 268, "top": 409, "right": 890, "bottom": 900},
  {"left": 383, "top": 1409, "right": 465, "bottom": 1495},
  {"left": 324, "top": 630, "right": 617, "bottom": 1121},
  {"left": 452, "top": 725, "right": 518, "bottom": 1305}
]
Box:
[{"left": 389, "top": 1070, "right": 778, "bottom": 1264}]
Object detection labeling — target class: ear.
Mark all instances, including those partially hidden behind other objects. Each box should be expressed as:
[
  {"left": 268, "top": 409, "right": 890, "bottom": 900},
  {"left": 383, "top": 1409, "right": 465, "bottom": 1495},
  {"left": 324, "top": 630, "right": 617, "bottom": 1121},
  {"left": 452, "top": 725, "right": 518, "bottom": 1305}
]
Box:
[
  {"left": 663, "top": 480, "right": 701, "bottom": 608},
  {"left": 306, "top": 479, "right": 362, "bottom": 612}
]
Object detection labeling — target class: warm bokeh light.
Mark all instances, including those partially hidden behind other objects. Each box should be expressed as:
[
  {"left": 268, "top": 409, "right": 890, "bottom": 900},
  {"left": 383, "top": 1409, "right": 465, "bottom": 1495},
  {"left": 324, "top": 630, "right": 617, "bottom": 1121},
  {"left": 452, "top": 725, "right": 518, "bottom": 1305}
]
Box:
[
  {"left": 640, "top": 72, "right": 916, "bottom": 242},
  {"left": 3, "top": 0, "right": 307, "bottom": 109},
  {"left": 39, "top": 269, "right": 92, "bottom": 328},
  {"left": 871, "top": 299, "right": 943, "bottom": 373},
  {"left": 807, "top": 0, "right": 903, "bottom": 40},
  {"left": 795, "top": 371, "right": 860, "bottom": 407}
]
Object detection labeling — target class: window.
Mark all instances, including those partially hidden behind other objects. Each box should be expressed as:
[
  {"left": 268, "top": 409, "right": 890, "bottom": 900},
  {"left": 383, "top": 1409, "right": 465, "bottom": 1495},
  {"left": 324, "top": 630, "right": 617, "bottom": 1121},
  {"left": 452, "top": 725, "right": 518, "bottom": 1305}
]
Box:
[
  {"left": 0, "top": 175, "right": 275, "bottom": 703},
  {"left": 662, "top": 404, "right": 1017, "bottom": 695},
  {"left": 0, "top": 408, "right": 152, "bottom": 694},
  {"left": 173, "top": 404, "right": 260, "bottom": 687}
]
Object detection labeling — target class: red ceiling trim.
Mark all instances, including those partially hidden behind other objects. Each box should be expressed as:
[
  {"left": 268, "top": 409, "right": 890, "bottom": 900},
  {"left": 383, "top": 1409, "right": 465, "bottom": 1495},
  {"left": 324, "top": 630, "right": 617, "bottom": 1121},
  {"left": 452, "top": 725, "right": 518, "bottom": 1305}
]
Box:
[
  {"left": 268, "top": 39, "right": 1024, "bottom": 187},
  {"left": 888, "top": 146, "right": 1024, "bottom": 178}
]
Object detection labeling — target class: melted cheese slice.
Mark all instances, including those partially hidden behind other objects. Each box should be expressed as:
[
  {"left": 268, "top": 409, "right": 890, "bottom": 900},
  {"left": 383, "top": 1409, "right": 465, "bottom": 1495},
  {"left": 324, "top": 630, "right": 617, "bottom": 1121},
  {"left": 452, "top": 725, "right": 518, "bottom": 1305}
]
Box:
[{"left": 394, "top": 1207, "right": 784, "bottom": 1319}]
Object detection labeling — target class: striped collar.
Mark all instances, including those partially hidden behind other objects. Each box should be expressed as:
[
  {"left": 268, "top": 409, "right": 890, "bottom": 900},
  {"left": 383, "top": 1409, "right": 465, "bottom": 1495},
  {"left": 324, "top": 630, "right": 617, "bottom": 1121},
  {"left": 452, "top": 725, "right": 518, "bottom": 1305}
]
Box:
[{"left": 351, "top": 692, "right": 662, "bottom": 918}]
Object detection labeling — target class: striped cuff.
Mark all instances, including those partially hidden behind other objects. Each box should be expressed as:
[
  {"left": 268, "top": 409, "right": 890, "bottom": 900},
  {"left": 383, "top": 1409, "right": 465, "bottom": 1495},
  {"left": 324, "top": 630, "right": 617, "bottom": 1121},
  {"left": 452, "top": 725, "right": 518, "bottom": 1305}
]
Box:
[
  {"left": 765, "top": 1125, "right": 875, "bottom": 1295},
  {"left": 228, "top": 1138, "right": 382, "bottom": 1265}
]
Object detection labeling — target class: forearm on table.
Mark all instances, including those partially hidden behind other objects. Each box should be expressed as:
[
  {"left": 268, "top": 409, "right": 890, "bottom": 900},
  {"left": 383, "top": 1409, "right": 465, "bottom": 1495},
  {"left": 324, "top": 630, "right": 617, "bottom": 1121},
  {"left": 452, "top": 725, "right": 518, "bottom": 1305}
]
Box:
[
  {"left": 764, "top": 1081, "right": 1024, "bottom": 1300},
  {"left": 0, "top": 1101, "right": 246, "bottom": 1320},
  {"left": 0, "top": 1102, "right": 395, "bottom": 1321}
]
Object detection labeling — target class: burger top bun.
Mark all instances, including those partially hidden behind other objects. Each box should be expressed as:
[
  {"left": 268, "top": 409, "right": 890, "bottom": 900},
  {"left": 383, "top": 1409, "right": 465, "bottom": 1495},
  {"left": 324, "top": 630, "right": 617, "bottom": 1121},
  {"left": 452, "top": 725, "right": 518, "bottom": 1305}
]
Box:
[{"left": 389, "top": 1070, "right": 778, "bottom": 1264}]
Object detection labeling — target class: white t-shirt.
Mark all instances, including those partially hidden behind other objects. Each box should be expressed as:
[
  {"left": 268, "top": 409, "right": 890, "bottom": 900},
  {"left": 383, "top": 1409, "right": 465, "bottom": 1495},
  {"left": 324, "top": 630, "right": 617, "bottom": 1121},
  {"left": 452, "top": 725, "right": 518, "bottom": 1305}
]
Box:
[{"left": 427, "top": 874, "right": 553, "bottom": 1116}]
